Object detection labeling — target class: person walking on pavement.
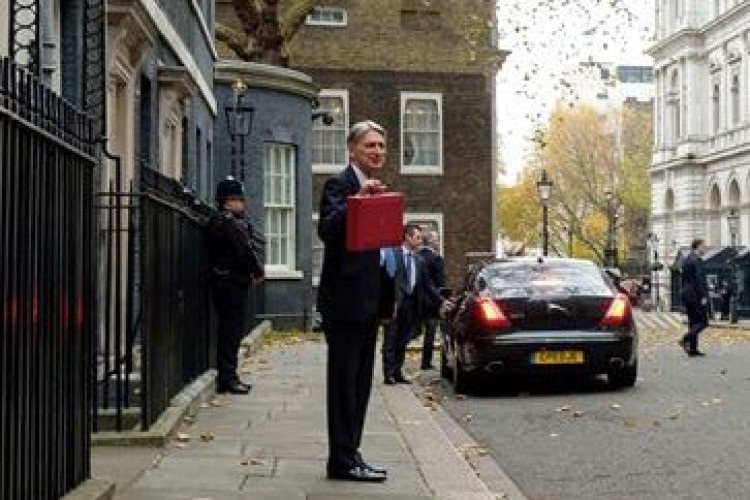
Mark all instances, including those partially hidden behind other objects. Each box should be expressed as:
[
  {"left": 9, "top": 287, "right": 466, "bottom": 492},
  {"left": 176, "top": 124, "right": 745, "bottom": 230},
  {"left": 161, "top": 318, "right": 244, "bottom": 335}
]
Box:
[
  {"left": 416, "top": 230, "right": 445, "bottom": 370},
  {"left": 207, "top": 177, "right": 264, "bottom": 394},
  {"left": 317, "top": 120, "right": 390, "bottom": 483},
  {"left": 679, "top": 238, "right": 709, "bottom": 357},
  {"left": 382, "top": 224, "right": 446, "bottom": 385}
]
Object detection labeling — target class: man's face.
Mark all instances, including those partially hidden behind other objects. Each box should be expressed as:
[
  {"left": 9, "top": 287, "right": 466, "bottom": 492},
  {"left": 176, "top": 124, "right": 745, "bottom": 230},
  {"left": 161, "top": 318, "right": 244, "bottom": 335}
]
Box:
[
  {"left": 696, "top": 242, "right": 707, "bottom": 256},
  {"left": 349, "top": 130, "right": 386, "bottom": 176},
  {"left": 405, "top": 229, "right": 423, "bottom": 251},
  {"left": 223, "top": 198, "right": 245, "bottom": 214}
]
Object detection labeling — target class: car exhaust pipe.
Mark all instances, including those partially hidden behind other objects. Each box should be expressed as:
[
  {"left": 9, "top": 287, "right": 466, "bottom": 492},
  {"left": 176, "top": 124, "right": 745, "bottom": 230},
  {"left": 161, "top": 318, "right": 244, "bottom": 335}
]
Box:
[
  {"left": 485, "top": 361, "right": 504, "bottom": 372},
  {"left": 609, "top": 357, "right": 625, "bottom": 369}
]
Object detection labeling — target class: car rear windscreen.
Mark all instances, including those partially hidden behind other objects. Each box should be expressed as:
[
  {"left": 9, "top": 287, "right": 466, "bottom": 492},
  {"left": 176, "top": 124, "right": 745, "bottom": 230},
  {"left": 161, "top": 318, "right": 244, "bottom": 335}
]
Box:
[{"left": 478, "top": 261, "right": 613, "bottom": 299}]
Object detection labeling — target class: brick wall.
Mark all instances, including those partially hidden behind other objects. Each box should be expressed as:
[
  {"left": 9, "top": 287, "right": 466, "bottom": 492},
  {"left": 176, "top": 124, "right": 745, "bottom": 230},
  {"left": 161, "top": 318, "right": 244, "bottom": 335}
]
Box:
[{"left": 307, "top": 68, "right": 495, "bottom": 289}]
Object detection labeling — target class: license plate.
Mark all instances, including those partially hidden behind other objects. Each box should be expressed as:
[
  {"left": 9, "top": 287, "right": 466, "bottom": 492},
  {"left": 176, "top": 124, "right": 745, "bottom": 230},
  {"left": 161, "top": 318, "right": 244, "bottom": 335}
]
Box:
[{"left": 531, "top": 350, "right": 584, "bottom": 365}]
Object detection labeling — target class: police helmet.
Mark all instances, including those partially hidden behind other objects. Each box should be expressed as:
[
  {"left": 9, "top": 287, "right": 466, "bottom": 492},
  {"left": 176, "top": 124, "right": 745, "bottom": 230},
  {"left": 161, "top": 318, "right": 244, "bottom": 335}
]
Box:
[{"left": 215, "top": 176, "right": 245, "bottom": 202}]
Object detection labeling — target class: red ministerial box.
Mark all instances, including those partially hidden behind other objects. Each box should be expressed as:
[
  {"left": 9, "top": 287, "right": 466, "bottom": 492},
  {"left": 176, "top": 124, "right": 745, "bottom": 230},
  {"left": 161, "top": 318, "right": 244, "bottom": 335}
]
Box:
[{"left": 346, "top": 192, "right": 405, "bottom": 252}]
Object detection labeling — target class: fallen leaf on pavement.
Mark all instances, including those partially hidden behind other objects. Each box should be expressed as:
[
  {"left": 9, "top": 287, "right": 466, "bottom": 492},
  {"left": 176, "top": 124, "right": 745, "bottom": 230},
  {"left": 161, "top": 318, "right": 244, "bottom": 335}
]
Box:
[
  {"left": 176, "top": 432, "right": 190, "bottom": 442},
  {"left": 624, "top": 417, "right": 638, "bottom": 428},
  {"left": 176, "top": 443, "right": 187, "bottom": 449},
  {"left": 720, "top": 369, "right": 727, "bottom": 375},
  {"left": 462, "top": 414, "right": 473, "bottom": 422},
  {"left": 557, "top": 405, "right": 571, "bottom": 412},
  {"left": 653, "top": 420, "right": 661, "bottom": 427},
  {"left": 549, "top": 433, "right": 559, "bottom": 438},
  {"left": 701, "top": 401, "right": 710, "bottom": 407},
  {"left": 712, "top": 398, "right": 722, "bottom": 404},
  {"left": 573, "top": 410, "right": 585, "bottom": 418},
  {"left": 611, "top": 403, "right": 621, "bottom": 410},
  {"left": 200, "top": 431, "right": 215, "bottom": 442},
  {"left": 210, "top": 398, "right": 223, "bottom": 407},
  {"left": 668, "top": 413, "right": 679, "bottom": 420},
  {"left": 183, "top": 415, "right": 195, "bottom": 424},
  {"left": 456, "top": 394, "right": 468, "bottom": 400}
]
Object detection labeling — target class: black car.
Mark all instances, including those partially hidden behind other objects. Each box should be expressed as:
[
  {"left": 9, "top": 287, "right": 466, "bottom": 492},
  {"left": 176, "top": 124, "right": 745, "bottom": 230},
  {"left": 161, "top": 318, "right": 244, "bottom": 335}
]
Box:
[{"left": 441, "top": 257, "right": 638, "bottom": 393}]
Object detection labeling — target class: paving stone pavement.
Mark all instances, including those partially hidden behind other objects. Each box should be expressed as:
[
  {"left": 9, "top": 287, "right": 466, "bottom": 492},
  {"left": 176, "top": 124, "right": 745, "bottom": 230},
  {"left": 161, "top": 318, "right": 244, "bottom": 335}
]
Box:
[{"left": 96, "top": 337, "right": 521, "bottom": 500}]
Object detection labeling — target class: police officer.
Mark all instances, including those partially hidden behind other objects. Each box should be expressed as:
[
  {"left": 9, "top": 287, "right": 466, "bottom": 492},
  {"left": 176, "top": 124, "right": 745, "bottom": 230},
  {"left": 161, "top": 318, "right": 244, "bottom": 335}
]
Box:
[{"left": 207, "top": 176, "right": 264, "bottom": 394}]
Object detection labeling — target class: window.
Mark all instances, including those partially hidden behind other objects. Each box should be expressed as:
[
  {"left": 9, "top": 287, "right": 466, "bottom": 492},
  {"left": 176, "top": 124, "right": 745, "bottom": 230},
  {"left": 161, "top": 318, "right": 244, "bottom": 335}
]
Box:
[
  {"left": 731, "top": 73, "right": 741, "bottom": 126},
  {"left": 0, "top": 0, "right": 8, "bottom": 58},
  {"left": 401, "top": 93, "right": 443, "bottom": 174},
  {"left": 264, "top": 144, "right": 297, "bottom": 272},
  {"left": 712, "top": 81, "right": 721, "bottom": 133},
  {"left": 306, "top": 6, "right": 347, "bottom": 27},
  {"left": 617, "top": 66, "right": 654, "bottom": 84},
  {"left": 312, "top": 90, "right": 348, "bottom": 173},
  {"left": 312, "top": 213, "right": 324, "bottom": 286},
  {"left": 404, "top": 213, "right": 444, "bottom": 256}
]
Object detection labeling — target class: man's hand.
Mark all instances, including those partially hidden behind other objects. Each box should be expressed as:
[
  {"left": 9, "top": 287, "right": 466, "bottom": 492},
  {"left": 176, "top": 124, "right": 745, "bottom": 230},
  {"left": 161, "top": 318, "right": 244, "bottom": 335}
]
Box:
[
  {"left": 439, "top": 299, "right": 455, "bottom": 318},
  {"left": 701, "top": 297, "right": 708, "bottom": 306},
  {"left": 358, "top": 179, "right": 386, "bottom": 195}
]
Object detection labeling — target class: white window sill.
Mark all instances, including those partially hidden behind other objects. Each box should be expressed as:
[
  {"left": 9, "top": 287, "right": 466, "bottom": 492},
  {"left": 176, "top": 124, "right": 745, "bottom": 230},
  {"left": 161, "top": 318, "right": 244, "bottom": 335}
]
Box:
[
  {"left": 312, "top": 164, "right": 346, "bottom": 175},
  {"left": 264, "top": 269, "right": 305, "bottom": 280},
  {"left": 400, "top": 166, "right": 444, "bottom": 176}
]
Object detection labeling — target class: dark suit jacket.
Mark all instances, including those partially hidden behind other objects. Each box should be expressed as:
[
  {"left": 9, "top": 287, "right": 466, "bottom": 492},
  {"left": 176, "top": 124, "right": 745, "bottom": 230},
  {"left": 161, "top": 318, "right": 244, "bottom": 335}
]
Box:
[
  {"left": 317, "top": 165, "right": 382, "bottom": 322},
  {"left": 417, "top": 246, "right": 445, "bottom": 317},
  {"left": 390, "top": 247, "right": 442, "bottom": 321},
  {"left": 681, "top": 251, "right": 708, "bottom": 306}
]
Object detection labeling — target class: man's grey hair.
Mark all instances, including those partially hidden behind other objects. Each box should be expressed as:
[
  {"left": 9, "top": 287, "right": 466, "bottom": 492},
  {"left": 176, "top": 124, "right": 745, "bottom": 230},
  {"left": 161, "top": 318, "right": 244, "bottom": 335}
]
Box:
[{"left": 347, "top": 120, "right": 386, "bottom": 146}]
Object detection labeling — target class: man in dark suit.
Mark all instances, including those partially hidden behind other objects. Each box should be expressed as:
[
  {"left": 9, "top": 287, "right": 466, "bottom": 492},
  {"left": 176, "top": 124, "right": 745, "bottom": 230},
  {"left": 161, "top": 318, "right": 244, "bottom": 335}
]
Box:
[
  {"left": 317, "top": 120, "right": 389, "bottom": 483},
  {"left": 416, "top": 230, "right": 445, "bottom": 370},
  {"left": 382, "top": 224, "right": 445, "bottom": 384},
  {"left": 680, "top": 238, "right": 709, "bottom": 356}
]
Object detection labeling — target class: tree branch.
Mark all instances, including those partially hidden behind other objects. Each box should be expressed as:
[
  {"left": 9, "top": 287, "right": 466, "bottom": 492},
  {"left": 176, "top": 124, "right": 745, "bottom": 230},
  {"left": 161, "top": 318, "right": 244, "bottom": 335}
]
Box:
[{"left": 215, "top": 23, "right": 258, "bottom": 61}]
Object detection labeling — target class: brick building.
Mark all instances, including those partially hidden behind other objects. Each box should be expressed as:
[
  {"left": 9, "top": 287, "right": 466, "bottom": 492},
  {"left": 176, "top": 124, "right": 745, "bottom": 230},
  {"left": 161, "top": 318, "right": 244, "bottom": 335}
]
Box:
[{"left": 288, "top": 0, "right": 506, "bottom": 290}]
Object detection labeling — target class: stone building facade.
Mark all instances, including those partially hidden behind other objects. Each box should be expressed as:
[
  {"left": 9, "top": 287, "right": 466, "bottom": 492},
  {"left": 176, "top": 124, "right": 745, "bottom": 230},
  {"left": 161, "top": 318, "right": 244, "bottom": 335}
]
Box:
[
  {"left": 649, "top": 0, "right": 750, "bottom": 306},
  {"left": 287, "top": 0, "right": 506, "bottom": 290},
  {"left": 106, "top": 0, "right": 217, "bottom": 199}
]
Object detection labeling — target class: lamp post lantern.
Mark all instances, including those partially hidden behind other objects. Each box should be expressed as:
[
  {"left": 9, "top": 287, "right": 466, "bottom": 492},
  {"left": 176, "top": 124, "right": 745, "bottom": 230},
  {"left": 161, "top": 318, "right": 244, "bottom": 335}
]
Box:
[
  {"left": 536, "top": 169, "right": 553, "bottom": 256},
  {"left": 647, "top": 232, "right": 662, "bottom": 311},
  {"left": 604, "top": 188, "right": 618, "bottom": 268},
  {"left": 727, "top": 209, "right": 740, "bottom": 324},
  {"left": 225, "top": 78, "right": 254, "bottom": 181}
]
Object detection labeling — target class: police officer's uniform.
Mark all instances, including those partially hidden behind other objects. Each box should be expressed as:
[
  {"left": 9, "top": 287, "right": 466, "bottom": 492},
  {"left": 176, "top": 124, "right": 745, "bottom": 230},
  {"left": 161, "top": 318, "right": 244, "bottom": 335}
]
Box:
[{"left": 207, "top": 177, "right": 264, "bottom": 394}]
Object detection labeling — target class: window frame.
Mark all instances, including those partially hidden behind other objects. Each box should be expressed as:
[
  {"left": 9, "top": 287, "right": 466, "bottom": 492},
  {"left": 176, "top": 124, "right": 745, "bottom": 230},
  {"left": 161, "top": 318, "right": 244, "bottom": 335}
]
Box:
[
  {"left": 311, "top": 212, "right": 324, "bottom": 287},
  {"left": 404, "top": 212, "right": 444, "bottom": 256},
  {"left": 263, "top": 143, "right": 301, "bottom": 279},
  {"left": 312, "top": 89, "right": 349, "bottom": 174},
  {"left": 400, "top": 92, "right": 444, "bottom": 176},
  {"left": 306, "top": 6, "right": 348, "bottom": 27}
]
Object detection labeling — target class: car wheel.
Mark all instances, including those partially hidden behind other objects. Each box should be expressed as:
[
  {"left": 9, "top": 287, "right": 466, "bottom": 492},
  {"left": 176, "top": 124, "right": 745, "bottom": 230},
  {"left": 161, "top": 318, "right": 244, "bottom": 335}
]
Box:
[
  {"left": 440, "top": 349, "right": 451, "bottom": 379},
  {"left": 608, "top": 359, "right": 638, "bottom": 388},
  {"left": 453, "top": 355, "right": 475, "bottom": 395}
]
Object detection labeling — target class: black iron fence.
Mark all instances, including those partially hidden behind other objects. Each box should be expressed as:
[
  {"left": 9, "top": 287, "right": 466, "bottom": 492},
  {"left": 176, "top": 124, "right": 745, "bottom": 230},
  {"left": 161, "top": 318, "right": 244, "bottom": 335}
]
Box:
[
  {"left": 0, "top": 58, "right": 96, "bottom": 499},
  {"left": 94, "top": 165, "right": 216, "bottom": 431}
]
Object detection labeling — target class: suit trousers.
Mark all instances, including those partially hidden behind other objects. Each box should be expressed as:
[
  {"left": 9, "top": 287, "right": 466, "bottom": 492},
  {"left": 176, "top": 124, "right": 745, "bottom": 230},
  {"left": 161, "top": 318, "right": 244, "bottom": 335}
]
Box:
[
  {"left": 685, "top": 302, "right": 708, "bottom": 351},
  {"left": 420, "top": 318, "right": 439, "bottom": 368},
  {"left": 212, "top": 281, "right": 248, "bottom": 385},
  {"left": 382, "top": 294, "right": 418, "bottom": 379},
  {"left": 324, "top": 316, "right": 378, "bottom": 472}
]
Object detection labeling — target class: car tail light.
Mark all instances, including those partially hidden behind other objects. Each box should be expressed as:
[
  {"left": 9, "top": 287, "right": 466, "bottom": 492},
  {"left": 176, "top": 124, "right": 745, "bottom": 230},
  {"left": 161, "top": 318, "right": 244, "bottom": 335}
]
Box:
[
  {"left": 600, "top": 294, "right": 632, "bottom": 328},
  {"left": 478, "top": 298, "right": 512, "bottom": 329}
]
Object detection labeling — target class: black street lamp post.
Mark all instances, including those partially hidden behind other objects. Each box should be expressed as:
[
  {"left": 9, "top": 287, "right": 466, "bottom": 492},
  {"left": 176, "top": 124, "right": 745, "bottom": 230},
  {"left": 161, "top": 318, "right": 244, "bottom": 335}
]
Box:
[
  {"left": 727, "top": 209, "right": 740, "bottom": 324},
  {"left": 225, "top": 79, "right": 255, "bottom": 181},
  {"left": 647, "top": 232, "right": 662, "bottom": 311},
  {"left": 604, "top": 188, "right": 618, "bottom": 268},
  {"left": 536, "top": 170, "right": 553, "bottom": 256}
]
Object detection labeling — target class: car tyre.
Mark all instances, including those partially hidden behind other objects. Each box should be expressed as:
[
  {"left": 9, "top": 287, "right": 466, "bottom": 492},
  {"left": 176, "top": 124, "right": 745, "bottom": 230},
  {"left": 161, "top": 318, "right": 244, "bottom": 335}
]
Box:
[
  {"left": 608, "top": 359, "right": 638, "bottom": 388},
  {"left": 453, "top": 355, "right": 475, "bottom": 395},
  {"left": 440, "top": 349, "right": 451, "bottom": 379}
]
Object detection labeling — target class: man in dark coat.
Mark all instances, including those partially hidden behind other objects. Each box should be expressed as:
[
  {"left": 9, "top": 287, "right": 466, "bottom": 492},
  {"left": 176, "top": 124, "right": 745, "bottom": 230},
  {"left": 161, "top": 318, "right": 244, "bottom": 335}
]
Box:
[
  {"left": 679, "top": 238, "right": 709, "bottom": 356},
  {"left": 415, "top": 230, "right": 445, "bottom": 370},
  {"left": 317, "top": 120, "right": 389, "bottom": 483},
  {"left": 382, "top": 224, "right": 445, "bottom": 384},
  {"left": 207, "top": 177, "right": 264, "bottom": 394}
]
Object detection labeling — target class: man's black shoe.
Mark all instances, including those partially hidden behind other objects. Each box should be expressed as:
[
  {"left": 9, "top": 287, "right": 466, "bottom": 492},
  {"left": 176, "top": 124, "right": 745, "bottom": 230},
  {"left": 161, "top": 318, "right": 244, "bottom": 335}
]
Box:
[
  {"left": 355, "top": 453, "right": 387, "bottom": 475},
  {"left": 327, "top": 465, "right": 387, "bottom": 482},
  {"left": 421, "top": 364, "right": 436, "bottom": 370},
  {"left": 394, "top": 374, "right": 412, "bottom": 384},
  {"left": 678, "top": 338, "right": 690, "bottom": 355},
  {"left": 217, "top": 381, "right": 250, "bottom": 394},
  {"left": 384, "top": 377, "right": 397, "bottom": 385},
  {"left": 688, "top": 350, "right": 706, "bottom": 357}
]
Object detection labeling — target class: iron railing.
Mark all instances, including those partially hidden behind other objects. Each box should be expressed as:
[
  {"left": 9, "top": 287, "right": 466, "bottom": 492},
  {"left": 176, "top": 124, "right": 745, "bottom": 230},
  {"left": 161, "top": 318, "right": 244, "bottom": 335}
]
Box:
[
  {"left": 94, "top": 165, "right": 216, "bottom": 431},
  {"left": 0, "top": 57, "right": 96, "bottom": 499}
]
